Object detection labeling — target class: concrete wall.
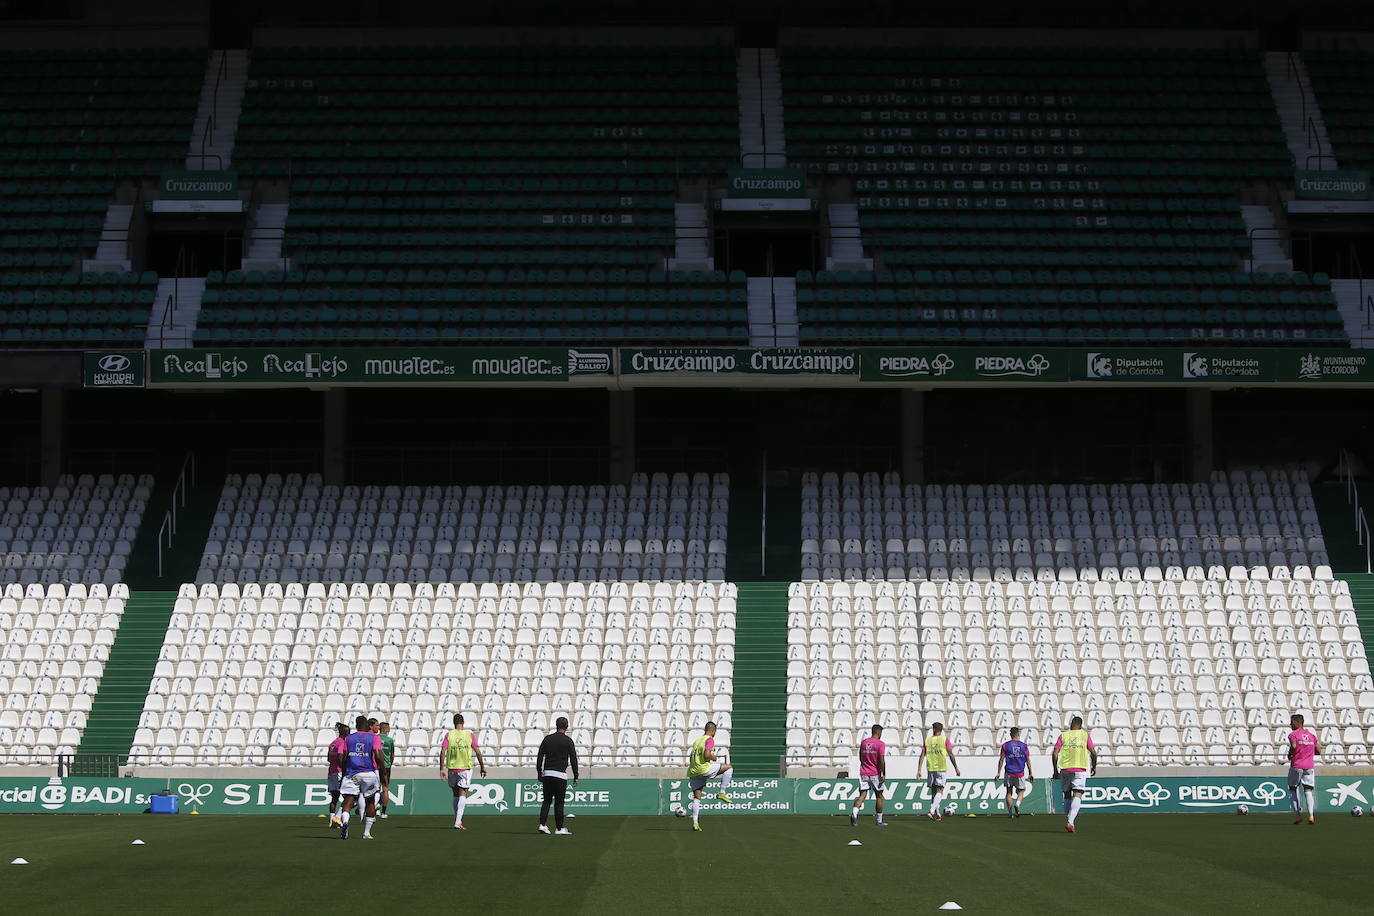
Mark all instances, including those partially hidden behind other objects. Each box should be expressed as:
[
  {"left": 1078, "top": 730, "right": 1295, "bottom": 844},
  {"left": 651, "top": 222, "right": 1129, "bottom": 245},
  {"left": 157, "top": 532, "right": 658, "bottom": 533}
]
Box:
[
  {"left": 780, "top": 26, "right": 1259, "bottom": 50},
  {"left": 252, "top": 25, "right": 734, "bottom": 48}
]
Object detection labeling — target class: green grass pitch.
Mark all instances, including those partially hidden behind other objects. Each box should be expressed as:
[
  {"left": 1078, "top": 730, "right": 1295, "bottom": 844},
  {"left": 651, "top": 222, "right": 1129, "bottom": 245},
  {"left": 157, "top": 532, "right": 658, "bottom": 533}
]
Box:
[{"left": 1, "top": 812, "right": 1367, "bottom": 914}]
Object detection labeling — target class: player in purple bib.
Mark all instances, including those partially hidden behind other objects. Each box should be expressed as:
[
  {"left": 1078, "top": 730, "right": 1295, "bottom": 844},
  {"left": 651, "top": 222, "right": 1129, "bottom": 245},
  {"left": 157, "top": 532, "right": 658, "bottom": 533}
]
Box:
[
  {"left": 338, "top": 714, "right": 385, "bottom": 840},
  {"left": 996, "top": 727, "right": 1034, "bottom": 818}
]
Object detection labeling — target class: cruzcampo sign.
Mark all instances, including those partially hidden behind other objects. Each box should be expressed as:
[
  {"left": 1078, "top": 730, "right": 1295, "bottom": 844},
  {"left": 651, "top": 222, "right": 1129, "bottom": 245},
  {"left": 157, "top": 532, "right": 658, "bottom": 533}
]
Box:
[
  {"left": 726, "top": 168, "right": 807, "bottom": 198},
  {"left": 620, "top": 347, "right": 858, "bottom": 377},
  {"left": 1295, "top": 169, "right": 1372, "bottom": 200},
  {"left": 148, "top": 347, "right": 613, "bottom": 385},
  {"left": 160, "top": 169, "right": 239, "bottom": 200}
]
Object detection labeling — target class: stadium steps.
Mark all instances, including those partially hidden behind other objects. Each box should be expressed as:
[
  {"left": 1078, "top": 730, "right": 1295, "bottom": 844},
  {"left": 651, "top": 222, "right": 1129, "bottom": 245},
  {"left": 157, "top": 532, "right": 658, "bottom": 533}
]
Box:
[
  {"left": 724, "top": 482, "right": 801, "bottom": 582},
  {"left": 122, "top": 470, "right": 222, "bottom": 590},
  {"left": 1313, "top": 481, "right": 1370, "bottom": 574},
  {"left": 728, "top": 582, "right": 789, "bottom": 776},
  {"left": 1341, "top": 574, "right": 1374, "bottom": 668},
  {"left": 75, "top": 590, "right": 178, "bottom": 765}
]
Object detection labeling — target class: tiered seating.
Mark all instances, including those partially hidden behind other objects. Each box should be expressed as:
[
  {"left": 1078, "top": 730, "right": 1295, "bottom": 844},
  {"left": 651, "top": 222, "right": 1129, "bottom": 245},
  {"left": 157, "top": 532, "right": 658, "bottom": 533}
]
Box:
[
  {"left": 0, "top": 48, "right": 202, "bottom": 343},
  {"left": 207, "top": 44, "right": 745, "bottom": 343},
  {"left": 782, "top": 45, "right": 1345, "bottom": 343},
  {"left": 1304, "top": 51, "right": 1374, "bottom": 171},
  {"left": 785, "top": 573, "right": 1372, "bottom": 767},
  {"left": 1, "top": 474, "right": 153, "bottom": 586},
  {"left": 198, "top": 472, "right": 729, "bottom": 585},
  {"left": 0, "top": 270, "right": 158, "bottom": 345},
  {"left": 0, "top": 583, "right": 128, "bottom": 765},
  {"left": 801, "top": 469, "right": 1324, "bottom": 581},
  {"left": 196, "top": 267, "right": 747, "bottom": 344},
  {"left": 128, "top": 580, "right": 735, "bottom": 767}
]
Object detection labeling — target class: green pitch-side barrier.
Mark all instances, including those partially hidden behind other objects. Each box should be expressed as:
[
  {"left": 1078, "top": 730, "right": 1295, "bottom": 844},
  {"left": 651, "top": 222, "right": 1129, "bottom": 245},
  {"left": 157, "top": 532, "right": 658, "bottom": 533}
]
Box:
[{"left": 0, "top": 775, "right": 1318, "bottom": 816}]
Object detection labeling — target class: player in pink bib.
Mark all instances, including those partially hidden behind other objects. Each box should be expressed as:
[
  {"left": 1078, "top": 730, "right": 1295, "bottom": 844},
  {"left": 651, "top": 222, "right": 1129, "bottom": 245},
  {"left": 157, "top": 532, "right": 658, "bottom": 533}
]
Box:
[
  {"left": 1285, "top": 713, "right": 1321, "bottom": 825},
  {"left": 325, "top": 722, "right": 349, "bottom": 827},
  {"left": 850, "top": 725, "right": 888, "bottom": 827}
]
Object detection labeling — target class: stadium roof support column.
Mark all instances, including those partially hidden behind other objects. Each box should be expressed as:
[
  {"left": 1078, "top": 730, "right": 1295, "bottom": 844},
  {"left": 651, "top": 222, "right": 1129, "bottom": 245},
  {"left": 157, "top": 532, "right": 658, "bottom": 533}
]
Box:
[
  {"left": 323, "top": 389, "right": 347, "bottom": 486},
  {"left": 609, "top": 390, "right": 635, "bottom": 486},
  {"left": 40, "top": 388, "right": 63, "bottom": 488},
  {"left": 1186, "top": 389, "right": 1213, "bottom": 483},
  {"left": 900, "top": 389, "right": 924, "bottom": 484}
]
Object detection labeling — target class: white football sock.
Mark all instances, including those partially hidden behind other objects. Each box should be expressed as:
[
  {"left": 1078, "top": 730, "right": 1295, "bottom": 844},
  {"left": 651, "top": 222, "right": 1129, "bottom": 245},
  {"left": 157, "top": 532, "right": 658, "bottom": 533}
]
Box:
[
  {"left": 690, "top": 798, "right": 700, "bottom": 825},
  {"left": 929, "top": 797, "right": 939, "bottom": 814},
  {"left": 456, "top": 795, "right": 467, "bottom": 825},
  {"left": 1067, "top": 797, "right": 1081, "bottom": 827},
  {"left": 720, "top": 769, "right": 733, "bottom": 789},
  {"left": 1305, "top": 790, "right": 1315, "bottom": 816},
  {"left": 363, "top": 817, "right": 375, "bottom": 838},
  {"left": 341, "top": 811, "right": 351, "bottom": 825},
  {"left": 1290, "top": 789, "right": 1302, "bottom": 816},
  {"left": 875, "top": 810, "right": 883, "bottom": 824}
]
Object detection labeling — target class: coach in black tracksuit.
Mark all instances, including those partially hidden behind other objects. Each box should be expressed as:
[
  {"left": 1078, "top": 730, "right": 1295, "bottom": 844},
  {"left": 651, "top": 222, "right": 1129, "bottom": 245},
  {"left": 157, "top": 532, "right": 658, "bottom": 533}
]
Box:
[{"left": 535, "top": 716, "right": 580, "bottom": 834}]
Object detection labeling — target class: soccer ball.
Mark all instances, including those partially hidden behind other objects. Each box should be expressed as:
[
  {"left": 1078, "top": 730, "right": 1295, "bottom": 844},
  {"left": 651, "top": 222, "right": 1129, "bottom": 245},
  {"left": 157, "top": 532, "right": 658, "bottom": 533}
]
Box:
[
  {"left": 944, "top": 803, "right": 957, "bottom": 817},
  {"left": 1352, "top": 807, "right": 1364, "bottom": 818},
  {"left": 1236, "top": 805, "right": 1249, "bottom": 815},
  {"left": 673, "top": 806, "right": 687, "bottom": 818}
]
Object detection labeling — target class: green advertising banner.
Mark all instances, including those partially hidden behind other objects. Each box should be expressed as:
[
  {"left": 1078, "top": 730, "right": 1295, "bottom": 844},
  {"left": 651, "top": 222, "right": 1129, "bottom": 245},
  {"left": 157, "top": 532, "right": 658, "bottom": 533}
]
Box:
[
  {"left": 148, "top": 347, "right": 614, "bottom": 385},
  {"left": 1295, "top": 169, "right": 1372, "bottom": 200},
  {"left": 0, "top": 775, "right": 1339, "bottom": 816},
  {"left": 82, "top": 350, "right": 146, "bottom": 388},
  {"left": 160, "top": 169, "right": 239, "bottom": 200},
  {"left": 620, "top": 347, "right": 858, "bottom": 376},
  {"left": 726, "top": 168, "right": 807, "bottom": 198}
]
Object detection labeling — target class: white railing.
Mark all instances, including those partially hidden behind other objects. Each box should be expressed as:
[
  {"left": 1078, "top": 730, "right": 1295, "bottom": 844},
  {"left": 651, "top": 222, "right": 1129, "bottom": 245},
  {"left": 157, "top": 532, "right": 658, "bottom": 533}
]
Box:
[
  {"left": 157, "top": 453, "right": 198, "bottom": 578},
  {"left": 1338, "top": 450, "right": 1373, "bottom": 574}
]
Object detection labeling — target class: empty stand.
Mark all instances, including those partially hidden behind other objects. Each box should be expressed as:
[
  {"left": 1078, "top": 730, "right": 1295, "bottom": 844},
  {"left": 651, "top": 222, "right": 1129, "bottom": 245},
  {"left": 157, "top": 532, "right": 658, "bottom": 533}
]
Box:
[
  {"left": 1, "top": 474, "right": 152, "bottom": 586},
  {"left": 785, "top": 572, "right": 1373, "bottom": 767},
  {"left": 0, "top": 48, "right": 203, "bottom": 344},
  {"left": 781, "top": 45, "right": 1345, "bottom": 343},
  {"left": 1304, "top": 51, "right": 1374, "bottom": 172},
  {"left": 801, "top": 469, "right": 1325, "bottom": 582},
  {"left": 0, "top": 582, "right": 129, "bottom": 765},
  {"left": 198, "top": 473, "right": 729, "bottom": 585},
  {"left": 201, "top": 45, "right": 747, "bottom": 343},
  {"left": 127, "top": 580, "right": 735, "bottom": 768}
]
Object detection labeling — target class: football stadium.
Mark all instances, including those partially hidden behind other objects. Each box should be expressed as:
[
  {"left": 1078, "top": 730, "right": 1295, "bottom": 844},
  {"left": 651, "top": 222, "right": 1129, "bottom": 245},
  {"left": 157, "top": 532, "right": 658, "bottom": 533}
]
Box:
[{"left": 5, "top": 0, "right": 1374, "bottom": 910}]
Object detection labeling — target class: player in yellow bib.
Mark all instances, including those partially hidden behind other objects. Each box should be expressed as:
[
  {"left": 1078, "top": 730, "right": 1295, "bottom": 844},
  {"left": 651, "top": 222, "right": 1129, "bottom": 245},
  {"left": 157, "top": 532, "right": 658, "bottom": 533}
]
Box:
[
  {"left": 438, "top": 712, "right": 487, "bottom": 830},
  {"left": 1052, "top": 715, "right": 1098, "bottom": 834},
  {"left": 685, "top": 721, "right": 734, "bottom": 831},
  {"left": 916, "top": 721, "right": 960, "bottom": 820}
]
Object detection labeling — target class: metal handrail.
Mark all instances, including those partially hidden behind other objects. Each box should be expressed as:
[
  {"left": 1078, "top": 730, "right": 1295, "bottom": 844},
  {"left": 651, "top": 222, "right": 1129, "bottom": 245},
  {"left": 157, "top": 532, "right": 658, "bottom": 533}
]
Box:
[
  {"left": 1305, "top": 153, "right": 1341, "bottom": 170},
  {"left": 198, "top": 50, "right": 230, "bottom": 169},
  {"left": 1337, "top": 450, "right": 1372, "bottom": 575},
  {"left": 156, "top": 453, "right": 198, "bottom": 578}
]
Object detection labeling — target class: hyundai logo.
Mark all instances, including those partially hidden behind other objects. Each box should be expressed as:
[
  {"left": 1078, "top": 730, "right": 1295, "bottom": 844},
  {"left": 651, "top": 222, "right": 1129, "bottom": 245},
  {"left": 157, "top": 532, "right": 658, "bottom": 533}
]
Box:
[{"left": 97, "top": 354, "right": 131, "bottom": 372}]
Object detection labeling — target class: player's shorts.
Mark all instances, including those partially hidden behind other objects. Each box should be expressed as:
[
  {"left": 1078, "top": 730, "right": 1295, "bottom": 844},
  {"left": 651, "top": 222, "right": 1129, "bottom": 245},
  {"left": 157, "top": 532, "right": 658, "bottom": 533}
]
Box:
[
  {"left": 857, "top": 775, "right": 885, "bottom": 796},
  {"left": 926, "top": 771, "right": 947, "bottom": 790},
  {"left": 447, "top": 769, "right": 473, "bottom": 791},
  {"left": 1288, "top": 767, "right": 1316, "bottom": 790},
  {"left": 340, "top": 770, "right": 380, "bottom": 799},
  {"left": 328, "top": 772, "right": 342, "bottom": 794},
  {"left": 1060, "top": 771, "right": 1088, "bottom": 794},
  {"left": 688, "top": 761, "right": 723, "bottom": 792},
  {"left": 1004, "top": 775, "right": 1027, "bottom": 792},
  {"left": 378, "top": 765, "right": 392, "bottom": 784}
]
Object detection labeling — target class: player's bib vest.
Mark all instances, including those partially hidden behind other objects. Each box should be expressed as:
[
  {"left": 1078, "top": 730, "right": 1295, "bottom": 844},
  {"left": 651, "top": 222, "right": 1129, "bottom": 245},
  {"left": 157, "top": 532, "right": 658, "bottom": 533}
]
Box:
[
  {"left": 924, "top": 735, "right": 949, "bottom": 772},
  {"left": 445, "top": 728, "right": 474, "bottom": 770},
  {"left": 1057, "top": 729, "right": 1090, "bottom": 771},
  {"left": 687, "top": 735, "right": 713, "bottom": 777},
  {"left": 344, "top": 732, "right": 376, "bottom": 774}
]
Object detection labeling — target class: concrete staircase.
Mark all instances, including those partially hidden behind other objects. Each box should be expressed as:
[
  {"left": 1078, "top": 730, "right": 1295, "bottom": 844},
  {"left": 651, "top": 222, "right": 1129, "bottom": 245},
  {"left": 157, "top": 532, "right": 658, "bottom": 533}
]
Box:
[
  {"left": 242, "top": 202, "right": 292, "bottom": 272},
  {"left": 666, "top": 201, "right": 712, "bottom": 270},
  {"left": 727, "top": 583, "right": 790, "bottom": 776},
  {"left": 747, "top": 277, "right": 800, "bottom": 346},
  {"left": 186, "top": 49, "right": 248, "bottom": 170},
  {"left": 81, "top": 203, "right": 133, "bottom": 273},
  {"left": 738, "top": 48, "right": 786, "bottom": 168},
  {"left": 827, "top": 202, "right": 872, "bottom": 270},
  {"left": 1239, "top": 204, "right": 1291, "bottom": 272},
  {"left": 1329, "top": 280, "right": 1374, "bottom": 347},
  {"left": 1264, "top": 51, "right": 1336, "bottom": 171},
  {"left": 145, "top": 277, "right": 205, "bottom": 348}
]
